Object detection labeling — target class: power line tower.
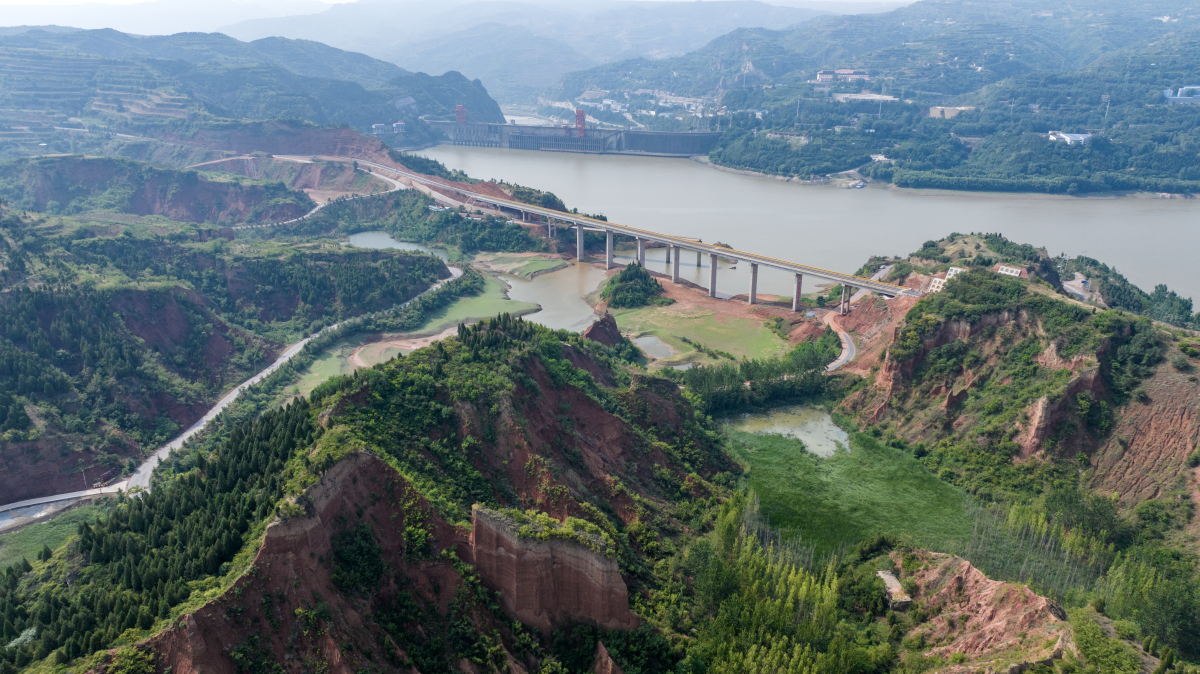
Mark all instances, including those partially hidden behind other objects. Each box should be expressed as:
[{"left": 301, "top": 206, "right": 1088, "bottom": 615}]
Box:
[
  {"left": 455, "top": 105, "right": 467, "bottom": 124},
  {"left": 575, "top": 109, "right": 586, "bottom": 137}
]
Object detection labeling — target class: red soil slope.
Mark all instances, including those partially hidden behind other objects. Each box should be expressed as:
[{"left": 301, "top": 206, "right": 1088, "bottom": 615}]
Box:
[{"left": 897, "top": 550, "right": 1072, "bottom": 673}]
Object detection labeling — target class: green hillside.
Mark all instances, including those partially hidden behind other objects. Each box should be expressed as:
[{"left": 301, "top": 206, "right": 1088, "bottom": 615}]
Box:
[{"left": 549, "top": 0, "right": 1200, "bottom": 194}]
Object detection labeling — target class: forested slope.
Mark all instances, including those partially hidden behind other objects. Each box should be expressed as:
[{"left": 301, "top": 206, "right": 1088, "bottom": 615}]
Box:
[{"left": 0, "top": 200, "right": 449, "bottom": 505}]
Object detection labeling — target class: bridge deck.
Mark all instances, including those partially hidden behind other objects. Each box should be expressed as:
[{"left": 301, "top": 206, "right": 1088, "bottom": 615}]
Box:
[{"left": 355, "top": 159, "right": 919, "bottom": 298}]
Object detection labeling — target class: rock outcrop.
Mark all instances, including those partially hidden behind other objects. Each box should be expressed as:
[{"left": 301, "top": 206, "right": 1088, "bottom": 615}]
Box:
[
  {"left": 582, "top": 312, "right": 623, "bottom": 347},
  {"left": 148, "top": 453, "right": 465, "bottom": 674},
  {"left": 896, "top": 551, "right": 1072, "bottom": 671},
  {"left": 470, "top": 507, "right": 640, "bottom": 634},
  {"left": 591, "top": 641, "right": 626, "bottom": 674}
]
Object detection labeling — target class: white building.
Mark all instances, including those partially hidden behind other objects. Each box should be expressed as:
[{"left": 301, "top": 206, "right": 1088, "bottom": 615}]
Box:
[{"left": 1049, "top": 131, "right": 1092, "bottom": 145}]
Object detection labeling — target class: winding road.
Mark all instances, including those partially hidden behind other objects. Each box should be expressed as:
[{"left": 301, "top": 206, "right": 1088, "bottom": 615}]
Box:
[{"left": 824, "top": 265, "right": 891, "bottom": 371}]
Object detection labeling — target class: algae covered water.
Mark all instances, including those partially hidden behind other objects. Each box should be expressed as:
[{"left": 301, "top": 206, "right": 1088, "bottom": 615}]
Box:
[{"left": 724, "top": 405, "right": 850, "bottom": 458}]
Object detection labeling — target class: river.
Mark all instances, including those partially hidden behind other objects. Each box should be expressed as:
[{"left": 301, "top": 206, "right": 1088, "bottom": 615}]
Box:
[{"left": 418, "top": 146, "right": 1200, "bottom": 302}]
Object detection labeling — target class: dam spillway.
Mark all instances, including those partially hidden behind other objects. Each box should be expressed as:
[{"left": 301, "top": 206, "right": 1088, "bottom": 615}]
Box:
[{"left": 426, "top": 121, "right": 721, "bottom": 158}]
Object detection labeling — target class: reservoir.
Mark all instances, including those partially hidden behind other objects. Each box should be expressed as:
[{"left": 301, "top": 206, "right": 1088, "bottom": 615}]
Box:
[{"left": 418, "top": 146, "right": 1200, "bottom": 303}]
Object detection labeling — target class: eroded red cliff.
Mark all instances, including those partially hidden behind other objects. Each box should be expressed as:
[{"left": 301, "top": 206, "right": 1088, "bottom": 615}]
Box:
[{"left": 470, "top": 508, "right": 639, "bottom": 634}]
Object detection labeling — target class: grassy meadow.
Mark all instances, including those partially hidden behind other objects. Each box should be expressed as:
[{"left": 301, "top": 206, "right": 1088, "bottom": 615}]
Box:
[
  {"left": 726, "top": 428, "right": 972, "bottom": 555},
  {"left": 611, "top": 305, "right": 788, "bottom": 364}
]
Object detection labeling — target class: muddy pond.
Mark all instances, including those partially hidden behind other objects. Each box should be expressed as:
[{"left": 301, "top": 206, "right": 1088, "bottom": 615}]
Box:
[{"left": 724, "top": 405, "right": 851, "bottom": 458}]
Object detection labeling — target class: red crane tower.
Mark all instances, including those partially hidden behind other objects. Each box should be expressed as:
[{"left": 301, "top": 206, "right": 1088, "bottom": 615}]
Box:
[
  {"left": 455, "top": 105, "right": 466, "bottom": 124},
  {"left": 575, "top": 108, "right": 586, "bottom": 137}
]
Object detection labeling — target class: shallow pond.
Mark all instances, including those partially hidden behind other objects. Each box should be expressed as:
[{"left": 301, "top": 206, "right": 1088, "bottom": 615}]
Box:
[
  {"left": 633, "top": 334, "right": 674, "bottom": 359},
  {"left": 724, "top": 405, "right": 850, "bottom": 458},
  {"left": 346, "top": 231, "right": 449, "bottom": 261}
]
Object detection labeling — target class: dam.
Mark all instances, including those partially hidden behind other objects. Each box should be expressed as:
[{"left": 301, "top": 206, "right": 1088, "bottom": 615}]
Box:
[{"left": 426, "top": 120, "right": 721, "bottom": 158}]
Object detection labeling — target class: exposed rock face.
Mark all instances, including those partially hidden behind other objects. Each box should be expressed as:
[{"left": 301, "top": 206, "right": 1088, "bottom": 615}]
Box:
[
  {"left": 1090, "top": 356, "right": 1200, "bottom": 507},
  {"left": 0, "top": 155, "right": 313, "bottom": 223},
  {"left": 582, "top": 312, "right": 623, "bottom": 347},
  {"left": 896, "top": 551, "right": 1072, "bottom": 671},
  {"left": 470, "top": 508, "right": 640, "bottom": 634},
  {"left": 591, "top": 641, "right": 626, "bottom": 674},
  {"left": 148, "top": 453, "right": 465, "bottom": 674}
]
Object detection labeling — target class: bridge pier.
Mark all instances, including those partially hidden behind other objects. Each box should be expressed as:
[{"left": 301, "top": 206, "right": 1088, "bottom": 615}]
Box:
[
  {"left": 576, "top": 225, "right": 585, "bottom": 261},
  {"left": 709, "top": 254, "right": 718, "bottom": 297},
  {"left": 637, "top": 238, "right": 645, "bottom": 266},
  {"left": 672, "top": 246, "right": 681, "bottom": 283},
  {"left": 696, "top": 250, "right": 702, "bottom": 267},
  {"left": 606, "top": 231, "right": 614, "bottom": 269},
  {"left": 793, "top": 274, "right": 803, "bottom": 312},
  {"left": 840, "top": 286, "right": 848, "bottom": 315},
  {"left": 665, "top": 245, "right": 671, "bottom": 265},
  {"left": 748, "top": 263, "right": 759, "bottom": 305}
]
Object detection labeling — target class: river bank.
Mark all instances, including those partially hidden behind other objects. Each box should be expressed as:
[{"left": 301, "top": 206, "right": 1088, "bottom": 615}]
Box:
[{"left": 418, "top": 145, "right": 1200, "bottom": 303}]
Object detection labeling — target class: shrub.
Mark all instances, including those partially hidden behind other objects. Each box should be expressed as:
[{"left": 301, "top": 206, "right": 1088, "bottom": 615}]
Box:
[
  {"left": 1071, "top": 609, "right": 1141, "bottom": 674},
  {"left": 901, "top": 633, "right": 926, "bottom": 652},
  {"left": 1113, "top": 620, "right": 1142, "bottom": 642},
  {"left": 330, "top": 523, "right": 386, "bottom": 595},
  {"left": 600, "top": 263, "right": 674, "bottom": 309},
  {"left": 1171, "top": 354, "right": 1192, "bottom": 371},
  {"left": 107, "top": 647, "right": 156, "bottom": 674}
]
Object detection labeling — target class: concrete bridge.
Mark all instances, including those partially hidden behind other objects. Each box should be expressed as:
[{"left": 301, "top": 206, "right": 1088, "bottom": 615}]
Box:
[{"left": 354, "top": 158, "right": 921, "bottom": 311}]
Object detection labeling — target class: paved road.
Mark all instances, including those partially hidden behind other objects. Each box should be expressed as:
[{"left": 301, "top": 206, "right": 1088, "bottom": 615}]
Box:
[
  {"left": 823, "top": 310, "right": 858, "bottom": 372},
  {"left": 233, "top": 162, "right": 406, "bottom": 231},
  {"left": 0, "top": 267, "right": 463, "bottom": 515},
  {"left": 824, "top": 265, "right": 890, "bottom": 371}
]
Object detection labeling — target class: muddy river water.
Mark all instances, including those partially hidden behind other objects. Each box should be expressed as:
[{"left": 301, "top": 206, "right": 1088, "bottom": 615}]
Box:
[{"left": 418, "top": 146, "right": 1200, "bottom": 303}]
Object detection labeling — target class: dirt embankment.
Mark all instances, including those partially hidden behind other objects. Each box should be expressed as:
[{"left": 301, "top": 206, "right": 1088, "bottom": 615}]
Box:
[
  {"left": 153, "top": 123, "right": 397, "bottom": 166},
  {"left": 195, "top": 156, "right": 390, "bottom": 203},
  {"left": 897, "top": 550, "right": 1072, "bottom": 673},
  {"left": 846, "top": 308, "right": 1105, "bottom": 458},
  {"left": 471, "top": 508, "right": 639, "bottom": 634},
  {"left": 831, "top": 294, "right": 920, "bottom": 376},
  {"left": 3, "top": 156, "right": 313, "bottom": 223},
  {"left": 1089, "top": 355, "right": 1200, "bottom": 508}
]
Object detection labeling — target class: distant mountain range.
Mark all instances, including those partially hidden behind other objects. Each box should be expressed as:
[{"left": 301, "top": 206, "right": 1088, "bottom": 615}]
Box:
[
  {"left": 217, "top": 0, "right": 852, "bottom": 103},
  {"left": 548, "top": 0, "right": 1200, "bottom": 100},
  {"left": 0, "top": 28, "right": 504, "bottom": 155}
]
